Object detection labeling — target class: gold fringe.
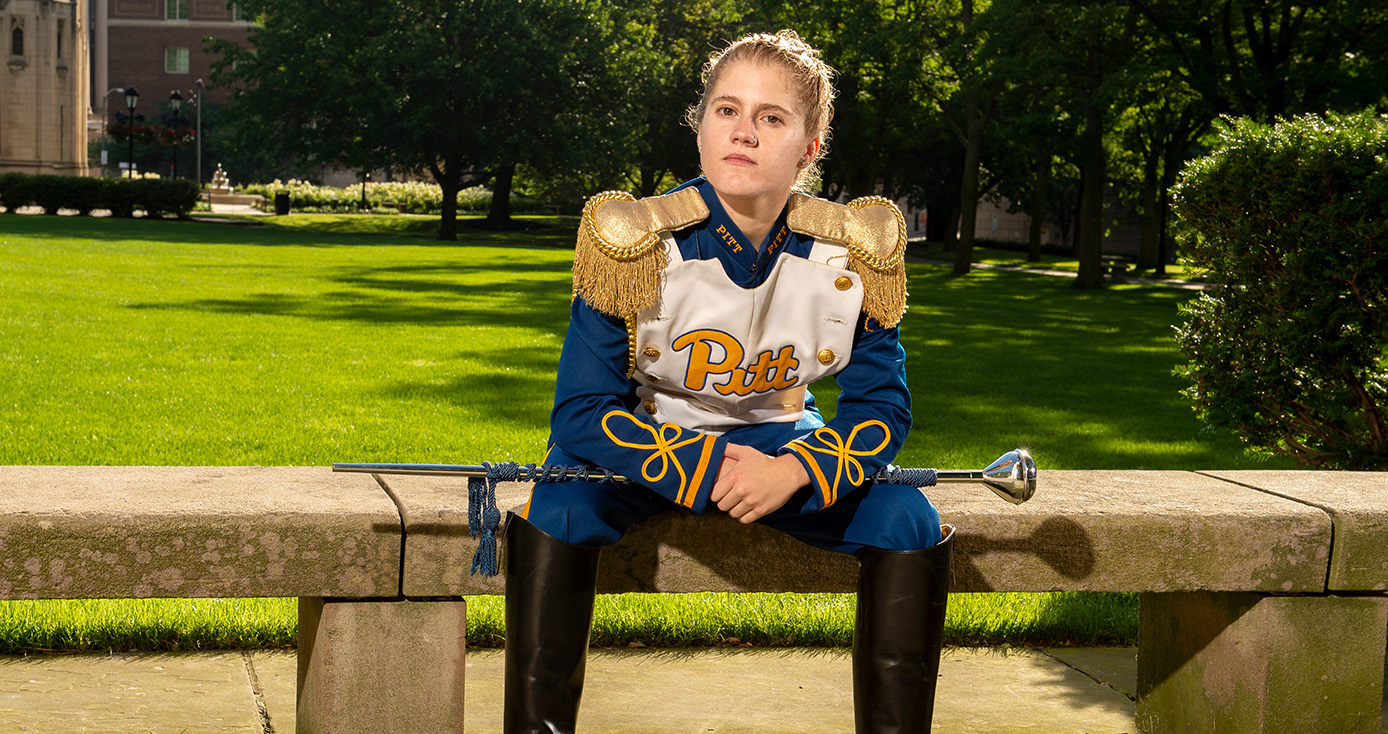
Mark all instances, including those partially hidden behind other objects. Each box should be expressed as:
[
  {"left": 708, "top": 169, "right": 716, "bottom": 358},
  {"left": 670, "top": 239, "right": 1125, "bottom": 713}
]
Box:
[
  {"left": 571, "top": 188, "right": 708, "bottom": 320},
  {"left": 846, "top": 196, "right": 908, "bottom": 328},
  {"left": 572, "top": 191, "right": 668, "bottom": 319},
  {"left": 788, "top": 194, "right": 909, "bottom": 327}
]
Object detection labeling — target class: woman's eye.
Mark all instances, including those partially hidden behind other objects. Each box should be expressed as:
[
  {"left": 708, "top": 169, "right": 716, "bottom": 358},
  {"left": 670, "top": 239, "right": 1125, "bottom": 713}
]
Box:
[
  {"left": 717, "top": 106, "right": 735, "bottom": 116},
  {"left": 764, "top": 114, "right": 782, "bottom": 125}
]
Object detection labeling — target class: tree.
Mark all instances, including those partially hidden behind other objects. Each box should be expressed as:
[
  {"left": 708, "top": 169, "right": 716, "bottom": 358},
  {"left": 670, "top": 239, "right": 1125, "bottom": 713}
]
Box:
[
  {"left": 611, "top": 0, "right": 750, "bottom": 197},
  {"left": 1174, "top": 112, "right": 1388, "bottom": 468},
  {"left": 973, "top": 0, "right": 1141, "bottom": 288},
  {"left": 212, "top": 0, "right": 619, "bottom": 239}
]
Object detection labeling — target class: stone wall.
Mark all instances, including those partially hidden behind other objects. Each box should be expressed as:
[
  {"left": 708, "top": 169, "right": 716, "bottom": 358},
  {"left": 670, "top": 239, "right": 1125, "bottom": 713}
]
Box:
[{"left": 1, "top": 0, "right": 89, "bottom": 175}]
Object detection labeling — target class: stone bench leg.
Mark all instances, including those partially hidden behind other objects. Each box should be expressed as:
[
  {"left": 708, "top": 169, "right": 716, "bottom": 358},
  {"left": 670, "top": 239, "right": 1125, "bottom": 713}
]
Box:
[
  {"left": 297, "top": 597, "right": 468, "bottom": 734},
  {"left": 1137, "top": 591, "right": 1387, "bottom": 733}
]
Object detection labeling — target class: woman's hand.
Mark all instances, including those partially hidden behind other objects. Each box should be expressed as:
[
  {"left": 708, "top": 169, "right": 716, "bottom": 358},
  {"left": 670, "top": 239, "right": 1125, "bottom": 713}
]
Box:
[{"left": 711, "top": 443, "right": 810, "bottom": 523}]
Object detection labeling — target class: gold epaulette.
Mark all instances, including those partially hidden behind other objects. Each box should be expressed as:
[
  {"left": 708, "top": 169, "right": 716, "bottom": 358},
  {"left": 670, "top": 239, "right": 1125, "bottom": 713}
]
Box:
[
  {"left": 572, "top": 187, "right": 709, "bottom": 319},
  {"left": 787, "top": 194, "right": 909, "bottom": 327}
]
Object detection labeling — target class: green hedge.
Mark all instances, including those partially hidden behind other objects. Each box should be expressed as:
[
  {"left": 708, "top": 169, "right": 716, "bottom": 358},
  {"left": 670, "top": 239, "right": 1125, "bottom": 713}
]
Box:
[
  {"left": 239, "top": 180, "right": 541, "bottom": 215},
  {"left": 1173, "top": 111, "right": 1388, "bottom": 469},
  {"left": 0, "top": 173, "right": 201, "bottom": 219}
]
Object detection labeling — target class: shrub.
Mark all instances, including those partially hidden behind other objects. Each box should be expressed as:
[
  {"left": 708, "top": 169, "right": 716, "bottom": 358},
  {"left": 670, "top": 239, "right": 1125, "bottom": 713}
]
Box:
[
  {"left": 29, "top": 175, "right": 72, "bottom": 215},
  {"left": 100, "top": 177, "right": 138, "bottom": 218},
  {"left": 1173, "top": 111, "right": 1388, "bottom": 469},
  {"left": 67, "top": 177, "right": 105, "bottom": 216},
  {"left": 0, "top": 173, "right": 200, "bottom": 218},
  {"left": 134, "top": 178, "right": 200, "bottom": 219},
  {"left": 0, "top": 172, "right": 32, "bottom": 213}
]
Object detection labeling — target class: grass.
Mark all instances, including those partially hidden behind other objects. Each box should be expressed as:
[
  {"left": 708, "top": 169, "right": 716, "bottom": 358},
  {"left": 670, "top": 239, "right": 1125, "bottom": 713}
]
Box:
[
  {"left": 908, "top": 239, "right": 1198, "bottom": 280},
  {"left": 0, "top": 591, "right": 1134, "bottom": 653},
  {"left": 0, "top": 212, "right": 1284, "bottom": 652}
]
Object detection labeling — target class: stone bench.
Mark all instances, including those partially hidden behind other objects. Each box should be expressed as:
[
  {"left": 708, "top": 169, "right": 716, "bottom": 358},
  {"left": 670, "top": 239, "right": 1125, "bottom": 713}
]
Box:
[{"left": 1, "top": 466, "right": 1384, "bottom": 733}]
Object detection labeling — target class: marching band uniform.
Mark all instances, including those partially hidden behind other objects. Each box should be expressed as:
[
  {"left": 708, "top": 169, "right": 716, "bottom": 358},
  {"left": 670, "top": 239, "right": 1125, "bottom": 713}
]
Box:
[{"left": 505, "top": 178, "right": 954, "bottom": 734}]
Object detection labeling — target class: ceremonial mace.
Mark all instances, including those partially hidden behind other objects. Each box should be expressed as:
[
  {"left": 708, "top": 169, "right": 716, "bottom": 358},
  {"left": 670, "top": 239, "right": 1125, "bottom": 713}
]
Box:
[{"left": 333, "top": 448, "right": 1037, "bottom": 505}]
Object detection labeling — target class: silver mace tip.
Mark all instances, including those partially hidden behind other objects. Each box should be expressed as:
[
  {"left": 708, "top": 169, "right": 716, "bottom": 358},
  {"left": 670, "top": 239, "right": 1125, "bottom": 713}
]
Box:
[{"left": 979, "top": 448, "right": 1037, "bottom": 504}]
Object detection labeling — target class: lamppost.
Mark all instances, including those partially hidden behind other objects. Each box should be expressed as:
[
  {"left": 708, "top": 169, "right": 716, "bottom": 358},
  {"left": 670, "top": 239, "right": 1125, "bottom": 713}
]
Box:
[
  {"left": 102, "top": 87, "right": 123, "bottom": 178},
  {"left": 124, "top": 87, "right": 139, "bottom": 178},
  {"left": 169, "top": 90, "right": 183, "bottom": 180}
]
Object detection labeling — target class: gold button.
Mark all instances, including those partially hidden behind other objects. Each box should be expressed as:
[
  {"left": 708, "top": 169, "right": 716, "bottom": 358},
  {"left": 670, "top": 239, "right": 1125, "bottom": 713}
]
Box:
[
  {"left": 643, "top": 347, "right": 661, "bottom": 358},
  {"left": 835, "top": 276, "right": 853, "bottom": 291},
  {"left": 645, "top": 374, "right": 663, "bottom": 384},
  {"left": 817, "top": 349, "right": 835, "bottom": 365},
  {"left": 643, "top": 400, "right": 657, "bottom": 414}
]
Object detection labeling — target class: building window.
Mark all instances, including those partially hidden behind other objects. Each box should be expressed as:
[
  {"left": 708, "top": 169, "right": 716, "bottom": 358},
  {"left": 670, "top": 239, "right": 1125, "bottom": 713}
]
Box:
[
  {"left": 166, "top": 0, "right": 188, "bottom": 20},
  {"left": 10, "top": 27, "right": 22, "bottom": 58},
  {"left": 56, "top": 20, "right": 64, "bottom": 59},
  {"left": 165, "top": 46, "right": 190, "bottom": 74},
  {"left": 232, "top": 4, "right": 249, "bottom": 21}
]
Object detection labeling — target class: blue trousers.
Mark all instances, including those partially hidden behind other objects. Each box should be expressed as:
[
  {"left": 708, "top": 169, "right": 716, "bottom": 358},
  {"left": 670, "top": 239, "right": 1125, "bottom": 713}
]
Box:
[{"left": 521, "top": 448, "right": 943, "bottom": 555}]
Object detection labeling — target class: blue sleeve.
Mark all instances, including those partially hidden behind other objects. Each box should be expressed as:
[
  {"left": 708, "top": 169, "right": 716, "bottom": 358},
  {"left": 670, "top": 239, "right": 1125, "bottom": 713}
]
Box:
[
  {"left": 777, "top": 316, "right": 912, "bottom": 510},
  {"left": 549, "top": 297, "right": 727, "bottom": 513}
]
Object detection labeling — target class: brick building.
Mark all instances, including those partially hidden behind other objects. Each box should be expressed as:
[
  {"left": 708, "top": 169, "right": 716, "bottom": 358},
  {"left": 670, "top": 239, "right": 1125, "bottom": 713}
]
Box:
[
  {"left": 1, "top": 0, "right": 89, "bottom": 175},
  {"left": 92, "top": 0, "right": 250, "bottom": 119}
]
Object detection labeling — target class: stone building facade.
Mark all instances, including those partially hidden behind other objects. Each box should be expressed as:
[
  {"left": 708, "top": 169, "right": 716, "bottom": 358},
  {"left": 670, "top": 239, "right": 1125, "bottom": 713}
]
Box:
[{"left": 1, "top": 0, "right": 89, "bottom": 175}]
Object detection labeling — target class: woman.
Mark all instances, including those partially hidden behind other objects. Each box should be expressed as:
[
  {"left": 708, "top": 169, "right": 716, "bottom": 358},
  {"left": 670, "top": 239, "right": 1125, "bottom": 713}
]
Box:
[{"left": 505, "top": 30, "right": 953, "bottom": 734}]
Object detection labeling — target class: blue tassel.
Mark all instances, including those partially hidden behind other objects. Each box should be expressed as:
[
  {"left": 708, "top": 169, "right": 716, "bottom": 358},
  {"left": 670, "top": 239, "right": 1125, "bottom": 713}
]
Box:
[{"left": 467, "top": 461, "right": 511, "bottom": 577}]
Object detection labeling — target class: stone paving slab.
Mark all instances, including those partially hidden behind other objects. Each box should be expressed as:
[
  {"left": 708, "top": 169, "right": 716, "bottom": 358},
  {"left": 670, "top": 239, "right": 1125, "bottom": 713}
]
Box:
[
  {"left": 451, "top": 647, "right": 1137, "bottom": 733},
  {"left": 10, "top": 646, "right": 1386, "bottom": 733},
  {"left": 0, "top": 651, "right": 262, "bottom": 733},
  {"left": 1043, "top": 647, "right": 1138, "bottom": 700},
  {"left": 1203, "top": 471, "right": 1388, "bottom": 591},
  {"left": 250, "top": 651, "right": 296, "bottom": 734}
]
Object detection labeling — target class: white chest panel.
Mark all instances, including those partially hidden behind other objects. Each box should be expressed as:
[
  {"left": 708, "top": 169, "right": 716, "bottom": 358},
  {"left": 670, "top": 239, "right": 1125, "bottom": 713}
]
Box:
[{"left": 630, "top": 237, "right": 863, "bottom": 433}]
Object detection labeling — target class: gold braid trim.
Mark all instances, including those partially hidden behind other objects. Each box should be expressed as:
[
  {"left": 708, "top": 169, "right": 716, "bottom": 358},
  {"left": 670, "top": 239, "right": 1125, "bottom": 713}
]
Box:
[
  {"left": 786, "top": 194, "right": 908, "bottom": 327},
  {"left": 572, "top": 188, "right": 709, "bottom": 320}
]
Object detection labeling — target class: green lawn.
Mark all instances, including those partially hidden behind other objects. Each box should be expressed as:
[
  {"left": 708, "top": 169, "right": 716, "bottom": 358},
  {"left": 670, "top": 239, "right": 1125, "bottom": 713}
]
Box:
[{"left": 0, "top": 212, "right": 1285, "bottom": 651}]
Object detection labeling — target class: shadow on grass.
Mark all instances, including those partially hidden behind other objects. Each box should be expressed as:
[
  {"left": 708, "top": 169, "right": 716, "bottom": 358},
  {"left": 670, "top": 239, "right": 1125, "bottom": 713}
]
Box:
[
  {"left": 2, "top": 212, "right": 580, "bottom": 250},
  {"left": 127, "top": 262, "right": 573, "bottom": 327}
]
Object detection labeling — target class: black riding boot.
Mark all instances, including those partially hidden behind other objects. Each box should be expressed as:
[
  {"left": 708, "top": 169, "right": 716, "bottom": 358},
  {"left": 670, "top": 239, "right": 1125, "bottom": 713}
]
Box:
[
  {"left": 852, "top": 525, "right": 955, "bottom": 734},
  {"left": 503, "top": 513, "right": 602, "bottom": 734}
]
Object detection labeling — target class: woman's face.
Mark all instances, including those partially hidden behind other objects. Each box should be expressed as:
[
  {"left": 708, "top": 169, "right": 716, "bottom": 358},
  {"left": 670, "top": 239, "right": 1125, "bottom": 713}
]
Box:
[{"left": 697, "top": 60, "right": 819, "bottom": 208}]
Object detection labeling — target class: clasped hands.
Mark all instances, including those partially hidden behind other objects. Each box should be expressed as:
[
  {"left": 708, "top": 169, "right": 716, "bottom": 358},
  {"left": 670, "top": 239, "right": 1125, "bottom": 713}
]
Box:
[{"left": 711, "top": 443, "right": 810, "bottom": 524}]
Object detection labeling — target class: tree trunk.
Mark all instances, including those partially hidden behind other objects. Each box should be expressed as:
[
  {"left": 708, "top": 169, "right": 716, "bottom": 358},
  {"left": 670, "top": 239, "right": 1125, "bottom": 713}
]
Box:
[
  {"left": 1073, "top": 56, "right": 1107, "bottom": 290},
  {"left": 431, "top": 157, "right": 460, "bottom": 242},
  {"left": 1155, "top": 131, "right": 1188, "bottom": 277},
  {"left": 1136, "top": 143, "right": 1161, "bottom": 271},
  {"left": 486, "top": 162, "right": 515, "bottom": 228},
  {"left": 438, "top": 177, "right": 459, "bottom": 241},
  {"left": 1028, "top": 150, "right": 1050, "bottom": 262},
  {"left": 954, "top": 96, "right": 984, "bottom": 275},
  {"left": 1071, "top": 165, "right": 1085, "bottom": 257},
  {"left": 638, "top": 165, "right": 660, "bottom": 198}
]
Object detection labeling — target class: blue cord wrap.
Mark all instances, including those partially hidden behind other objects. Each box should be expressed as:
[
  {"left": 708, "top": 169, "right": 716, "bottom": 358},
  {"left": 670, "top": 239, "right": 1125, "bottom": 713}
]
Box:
[
  {"left": 871, "top": 465, "right": 938, "bottom": 488},
  {"left": 467, "top": 462, "right": 622, "bottom": 577},
  {"left": 465, "top": 462, "right": 937, "bottom": 577}
]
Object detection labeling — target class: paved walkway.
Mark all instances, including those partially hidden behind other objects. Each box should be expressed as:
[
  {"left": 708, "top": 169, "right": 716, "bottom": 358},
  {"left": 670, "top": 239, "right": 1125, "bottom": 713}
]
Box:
[
  {"left": 0, "top": 646, "right": 1143, "bottom": 733},
  {"left": 908, "top": 256, "right": 1205, "bottom": 291}
]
